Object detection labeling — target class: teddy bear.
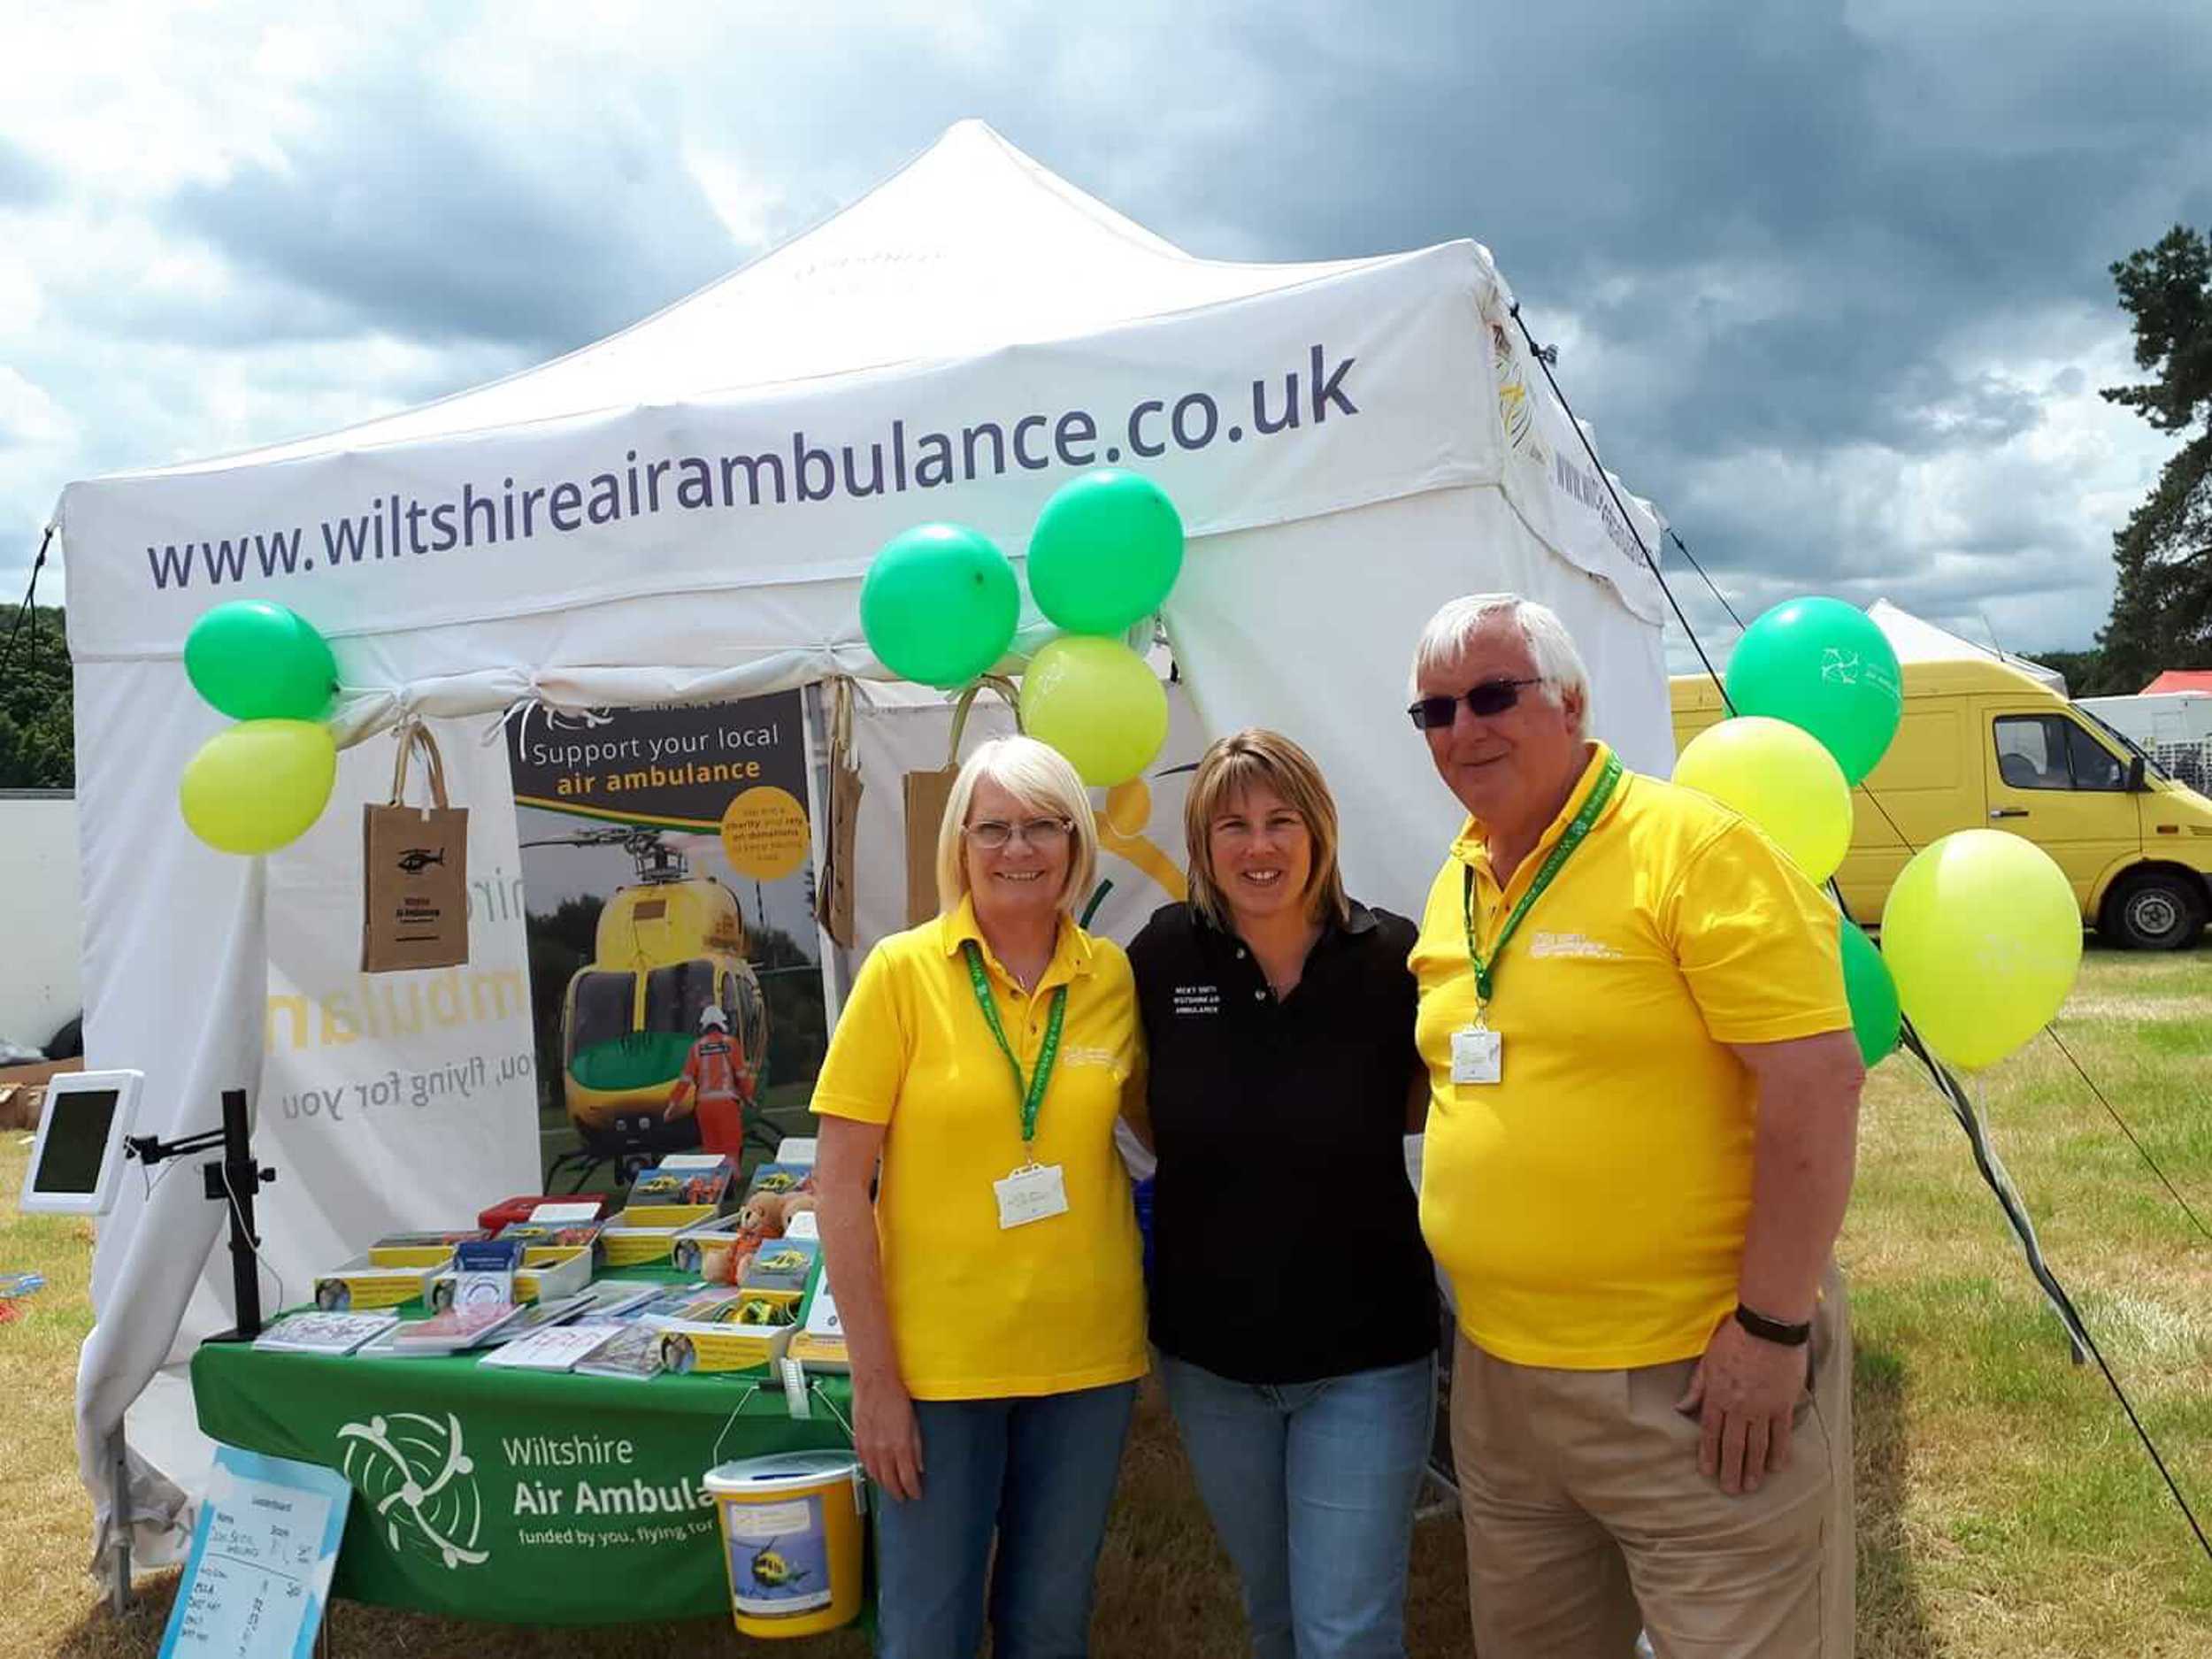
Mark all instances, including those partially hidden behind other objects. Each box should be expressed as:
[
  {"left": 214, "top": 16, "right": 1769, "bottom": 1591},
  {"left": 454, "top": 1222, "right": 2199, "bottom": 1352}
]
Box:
[{"left": 737, "top": 1194, "right": 788, "bottom": 1238}]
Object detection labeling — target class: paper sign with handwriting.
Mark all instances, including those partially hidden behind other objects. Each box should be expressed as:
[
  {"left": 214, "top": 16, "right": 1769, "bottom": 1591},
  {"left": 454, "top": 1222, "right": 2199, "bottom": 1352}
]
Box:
[{"left": 158, "top": 1445, "right": 352, "bottom": 1659}]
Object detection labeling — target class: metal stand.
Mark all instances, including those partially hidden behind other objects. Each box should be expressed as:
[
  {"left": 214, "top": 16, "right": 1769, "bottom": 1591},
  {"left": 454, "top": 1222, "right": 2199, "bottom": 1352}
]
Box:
[
  {"left": 125, "top": 1088, "right": 275, "bottom": 1341},
  {"left": 106, "top": 1087, "right": 275, "bottom": 1618}
]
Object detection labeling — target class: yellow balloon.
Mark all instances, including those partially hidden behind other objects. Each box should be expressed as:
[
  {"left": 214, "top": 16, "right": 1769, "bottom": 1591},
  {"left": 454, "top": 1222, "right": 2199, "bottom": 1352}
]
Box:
[
  {"left": 1880, "top": 829, "right": 2083, "bottom": 1071},
  {"left": 1018, "top": 635, "right": 1168, "bottom": 787},
  {"left": 1672, "top": 715, "right": 1853, "bottom": 881},
  {"left": 179, "top": 719, "right": 337, "bottom": 855}
]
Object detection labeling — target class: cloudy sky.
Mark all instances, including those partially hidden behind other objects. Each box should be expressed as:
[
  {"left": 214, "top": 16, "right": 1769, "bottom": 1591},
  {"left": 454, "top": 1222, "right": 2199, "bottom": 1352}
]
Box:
[{"left": 4, "top": 0, "right": 2207, "bottom": 657}]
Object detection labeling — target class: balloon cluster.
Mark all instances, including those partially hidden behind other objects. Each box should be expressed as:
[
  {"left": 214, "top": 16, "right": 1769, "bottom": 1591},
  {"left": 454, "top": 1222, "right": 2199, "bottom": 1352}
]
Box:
[
  {"left": 1676, "top": 595, "right": 2080, "bottom": 1073},
  {"left": 177, "top": 601, "right": 339, "bottom": 855},
  {"left": 859, "top": 469, "right": 1182, "bottom": 786}
]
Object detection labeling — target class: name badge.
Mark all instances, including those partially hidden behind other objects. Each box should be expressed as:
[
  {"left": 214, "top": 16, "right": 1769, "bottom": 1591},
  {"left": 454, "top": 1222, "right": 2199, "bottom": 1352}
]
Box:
[
  {"left": 1451, "top": 1025, "right": 1502, "bottom": 1086},
  {"left": 995, "top": 1163, "right": 1070, "bottom": 1230}
]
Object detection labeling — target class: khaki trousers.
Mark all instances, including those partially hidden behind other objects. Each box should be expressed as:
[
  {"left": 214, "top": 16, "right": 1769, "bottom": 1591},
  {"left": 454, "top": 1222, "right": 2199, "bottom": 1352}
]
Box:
[{"left": 1449, "top": 1263, "right": 1854, "bottom": 1658}]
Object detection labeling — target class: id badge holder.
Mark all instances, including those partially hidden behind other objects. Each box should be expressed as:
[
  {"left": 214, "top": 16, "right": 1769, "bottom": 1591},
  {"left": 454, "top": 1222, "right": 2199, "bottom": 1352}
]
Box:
[
  {"left": 995, "top": 1158, "right": 1069, "bottom": 1230},
  {"left": 1450, "top": 1022, "right": 1502, "bottom": 1086}
]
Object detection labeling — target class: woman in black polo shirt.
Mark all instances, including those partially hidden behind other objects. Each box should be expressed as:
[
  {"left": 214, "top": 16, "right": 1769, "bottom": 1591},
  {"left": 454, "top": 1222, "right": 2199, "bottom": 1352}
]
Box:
[{"left": 1126, "top": 728, "right": 1436, "bottom": 1659}]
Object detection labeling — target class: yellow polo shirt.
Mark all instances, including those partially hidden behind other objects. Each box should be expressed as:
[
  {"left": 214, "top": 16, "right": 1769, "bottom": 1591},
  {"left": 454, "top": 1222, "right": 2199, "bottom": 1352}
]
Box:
[
  {"left": 810, "top": 897, "right": 1147, "bottom": 1400},
  {"left": 1411, "top": 742, "right": 1850, "bottom": 1371}
]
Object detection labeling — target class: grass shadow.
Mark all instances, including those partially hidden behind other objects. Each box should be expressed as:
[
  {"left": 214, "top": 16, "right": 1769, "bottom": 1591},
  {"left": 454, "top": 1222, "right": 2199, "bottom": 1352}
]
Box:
[
  {"left": 1854, "top": 1343, "right": 1939, "bottom": 1659},
  {"left": 46, "top": 1571, "right": 180, "bottom": 1659}
]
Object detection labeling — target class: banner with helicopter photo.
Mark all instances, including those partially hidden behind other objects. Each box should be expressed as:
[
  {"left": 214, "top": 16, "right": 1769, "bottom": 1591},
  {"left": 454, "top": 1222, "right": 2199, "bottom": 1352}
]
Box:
[{"left": 507, "top": 691, "right": 829, "bottom": 1194}]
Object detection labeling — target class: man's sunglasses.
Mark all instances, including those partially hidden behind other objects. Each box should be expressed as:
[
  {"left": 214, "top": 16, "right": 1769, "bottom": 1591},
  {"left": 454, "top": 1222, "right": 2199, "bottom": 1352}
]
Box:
[{"left": 1407, "top": 678, "right": 1544, "bottom": 731}]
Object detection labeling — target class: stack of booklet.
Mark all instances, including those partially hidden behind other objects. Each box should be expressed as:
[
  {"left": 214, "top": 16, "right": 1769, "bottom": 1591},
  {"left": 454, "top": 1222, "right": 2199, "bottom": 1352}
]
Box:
[
  {"left": 571, "top": 1283, "right": 743, "bottom": 1380},
  {"left": 384, "top": 1300, "right": 533, "bottom": 1356},
  {"left": 474, "top": 1282, "right": 667, "bottom": 1371},
  {"left": 480, "top": 1320, "right": 628, "bottom": 1372},
  {"left": 251, "top": 1310, "right": 402, "bottom": 1356},
  {"left": 630, "top": 1155, "right": 735, "bottom": 1207}
]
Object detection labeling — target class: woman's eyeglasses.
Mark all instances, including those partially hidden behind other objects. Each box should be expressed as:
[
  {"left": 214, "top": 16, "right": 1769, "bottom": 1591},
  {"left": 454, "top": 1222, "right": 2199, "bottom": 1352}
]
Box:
[
  {"left": 964, "top": 818, "right": 1073, "bottom": 850},
  {"left": 1407, "top": 678, "right": 1544, "bottom": 731}
]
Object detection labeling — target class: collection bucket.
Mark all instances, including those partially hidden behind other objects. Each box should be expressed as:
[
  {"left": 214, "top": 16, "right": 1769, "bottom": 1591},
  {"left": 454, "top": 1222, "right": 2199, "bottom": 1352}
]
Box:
[{"left": 703, "top": 1450, "right": 865, "bottom": 1638}]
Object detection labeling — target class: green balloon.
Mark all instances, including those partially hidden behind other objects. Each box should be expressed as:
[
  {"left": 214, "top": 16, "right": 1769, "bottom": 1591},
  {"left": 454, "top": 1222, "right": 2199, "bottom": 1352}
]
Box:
[
  {"left": 1724, "top": 596, "right": 1902, "bottom": 785},
  {"left": 1026, "top": 469, "right": 1183, "bottom": 634},
  {"left": 860, "top": 524, "right": 1020, "bottom": 688},
  {"left": 1839, "top": 919, "right": 1901, "bottom": 1068},
  {"left": 184, "top": 601, "right": 337, "bottom": 721}
]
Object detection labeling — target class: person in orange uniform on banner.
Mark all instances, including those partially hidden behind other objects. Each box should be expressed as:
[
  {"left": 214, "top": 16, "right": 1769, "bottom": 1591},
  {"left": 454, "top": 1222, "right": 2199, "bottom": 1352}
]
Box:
[
  {"left": 812, "top": 735, "right": 1146, "bottom": 1659},
  {"left": 1405, "top": 595, "right": 1866, "bottom": 1658},
  {"left": 665, "top": 1005, "right": 750, "bottom": 1159}
]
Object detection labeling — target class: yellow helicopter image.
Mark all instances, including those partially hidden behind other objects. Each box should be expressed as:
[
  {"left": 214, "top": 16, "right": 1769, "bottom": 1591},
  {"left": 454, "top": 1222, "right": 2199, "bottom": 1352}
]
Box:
[{"left": 524, "top": 826, "right": 770, "bottom": 1182}]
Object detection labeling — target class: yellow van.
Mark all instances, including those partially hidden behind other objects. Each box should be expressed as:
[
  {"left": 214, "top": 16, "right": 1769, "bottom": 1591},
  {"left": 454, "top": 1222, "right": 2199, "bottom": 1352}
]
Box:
[{"left": 1671, "top": 659, "right": 2212, "bottom": 949}]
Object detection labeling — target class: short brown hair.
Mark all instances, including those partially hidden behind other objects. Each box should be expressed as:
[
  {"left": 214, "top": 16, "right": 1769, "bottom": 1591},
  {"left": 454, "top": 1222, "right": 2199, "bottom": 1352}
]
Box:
[{"left": 1183, "top": 729, "right": 1349, "bottom": 931}]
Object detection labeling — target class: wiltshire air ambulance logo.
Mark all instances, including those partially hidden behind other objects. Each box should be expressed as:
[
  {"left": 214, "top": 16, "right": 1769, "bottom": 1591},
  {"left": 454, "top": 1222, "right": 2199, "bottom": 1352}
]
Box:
[
  {"left": 1492, "top": 323, "right": 1550, "bottom": 467},
  {"left": 338, "top": 1410, "right": 489, "bottom": 1569}
]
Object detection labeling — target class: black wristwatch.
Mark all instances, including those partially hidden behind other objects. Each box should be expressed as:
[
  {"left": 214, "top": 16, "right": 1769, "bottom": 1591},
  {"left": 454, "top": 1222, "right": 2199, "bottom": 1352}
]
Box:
[{"left": 1733, "top": 1303, "right": 1812, "bottom": 1347}]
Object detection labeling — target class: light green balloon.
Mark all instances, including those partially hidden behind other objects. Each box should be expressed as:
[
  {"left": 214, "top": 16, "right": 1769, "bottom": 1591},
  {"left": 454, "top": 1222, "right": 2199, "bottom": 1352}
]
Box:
[
  {"left": 1880, "top": 829, "right": 2082, "bottom": 1071},
  {"left": 179, "top": 720, "right": 337, "bottom": 855},
  {"left": 1018, "top": 636, "right": 1168, "bottom": 787},
  {"left": 1674, "top": 715, "right": 1853, "bottom": 882}
]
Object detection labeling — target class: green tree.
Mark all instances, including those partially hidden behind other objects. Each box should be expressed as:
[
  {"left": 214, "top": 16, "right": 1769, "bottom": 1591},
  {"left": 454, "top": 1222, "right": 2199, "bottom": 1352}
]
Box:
[
  {"left": 2025, "top": 647, "right": 2133, "bottom": 698},
  {"left": 0, "top": 605, "right": 73, "bottom": 789},
  {"left": 2100, "top": 226, "right": 2212, "bottom": 688}
]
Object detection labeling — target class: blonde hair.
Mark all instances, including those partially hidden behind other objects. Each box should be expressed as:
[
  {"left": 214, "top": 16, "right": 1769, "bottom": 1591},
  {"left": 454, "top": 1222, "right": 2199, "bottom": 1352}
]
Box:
[
  {"left": 935, "top": 735, "right": 1100, "bottom": 916},
  {"left": 1183, "top": 728, "right": 1350, "bottom": 931},
  {"left": 1409, "top": 594, "right": 1591, "bottom": 739}
]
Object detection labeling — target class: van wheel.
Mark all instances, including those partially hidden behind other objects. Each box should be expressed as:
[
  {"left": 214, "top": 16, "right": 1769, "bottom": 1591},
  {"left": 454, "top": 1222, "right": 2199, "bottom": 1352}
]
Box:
[{"left": 2103, "top": 871, "right": 2208, "bottom": 951}]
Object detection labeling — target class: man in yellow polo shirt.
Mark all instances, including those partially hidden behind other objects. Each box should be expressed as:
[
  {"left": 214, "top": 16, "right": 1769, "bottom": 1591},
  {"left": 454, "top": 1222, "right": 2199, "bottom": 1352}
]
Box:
[{"left": 1406, "top": 595, "right": 1866, "bottom": 1658}]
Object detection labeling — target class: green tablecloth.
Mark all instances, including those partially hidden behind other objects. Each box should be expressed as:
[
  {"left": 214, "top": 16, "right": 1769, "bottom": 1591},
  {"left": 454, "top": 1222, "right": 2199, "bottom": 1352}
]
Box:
[{"left": 192, "top": 1294, "right": 855, "bottom": 1625}]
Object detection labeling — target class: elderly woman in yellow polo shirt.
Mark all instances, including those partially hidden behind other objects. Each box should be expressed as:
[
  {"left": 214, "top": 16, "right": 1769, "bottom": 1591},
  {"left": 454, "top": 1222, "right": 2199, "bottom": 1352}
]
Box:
[{"left": 813, "top": 734, "right": 1146, "bottom": 1659}]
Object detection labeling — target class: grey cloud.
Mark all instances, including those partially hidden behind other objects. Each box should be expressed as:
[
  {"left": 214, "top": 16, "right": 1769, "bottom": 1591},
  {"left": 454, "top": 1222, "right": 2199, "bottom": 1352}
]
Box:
[
  {"left": 14, "top": 0, "right": 2209, "bottom": 651},
  {"left": 54, "top": 266, "right": 366, "bottom": 350},
  {"left": 165, "top": 77, "right": 743, "bottom": 354},
  {"left": 949, "top": 0, "right": 2199, "bottom": 549}
]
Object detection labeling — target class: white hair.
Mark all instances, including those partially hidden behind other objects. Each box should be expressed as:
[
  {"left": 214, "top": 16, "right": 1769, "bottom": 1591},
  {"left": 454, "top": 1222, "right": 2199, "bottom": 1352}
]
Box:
[
  {"left": 934, "top": 735, "right": 1100, "bottom": 915},
  {"left": 1409, "top": 594, "right": 1592, "bottom": 739}
]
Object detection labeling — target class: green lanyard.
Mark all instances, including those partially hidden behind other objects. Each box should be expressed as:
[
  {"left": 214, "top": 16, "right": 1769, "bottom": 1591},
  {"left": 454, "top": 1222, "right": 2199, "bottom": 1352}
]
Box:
[
  {"left": 962, "top": 941, "right": 1068, "bottom": 1153},
  {"left": 1461, "top": 753, "right": 1623, "bottom": 1014}
]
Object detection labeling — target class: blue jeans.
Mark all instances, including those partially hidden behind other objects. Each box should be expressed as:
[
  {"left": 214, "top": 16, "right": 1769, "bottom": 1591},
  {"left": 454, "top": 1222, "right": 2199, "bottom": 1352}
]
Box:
[
  {"left": 1159, "top": 1354, "right": 1434, "bottom": 1659},
  {"left": 873, "top": 1381, "right": 1137, "bottom": 1658}
]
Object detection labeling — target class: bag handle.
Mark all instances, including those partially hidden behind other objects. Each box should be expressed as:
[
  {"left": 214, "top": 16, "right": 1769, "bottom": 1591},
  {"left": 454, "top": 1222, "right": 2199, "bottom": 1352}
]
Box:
[
  {"left": 943, "top": 674, "right": 1021, "bottom": 770},
  {"left": 388, "top": 718, "right": 451, "bottom": 812},
  {"left": 826, "top": 676, "right": 859, "bottom": 776}
]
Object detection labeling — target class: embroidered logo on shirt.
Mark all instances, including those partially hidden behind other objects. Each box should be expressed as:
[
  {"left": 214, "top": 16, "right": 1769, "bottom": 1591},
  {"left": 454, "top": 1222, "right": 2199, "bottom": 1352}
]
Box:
[
  {"left": 1171, "top": 985, "right": 1222, "bottom": 1015},
  {"left": 1527, "top": 931, "right": 1625, "bottom": 961},
  {"left": 1058, "top": 1044, "right": 1124, "bottom": 1071}
]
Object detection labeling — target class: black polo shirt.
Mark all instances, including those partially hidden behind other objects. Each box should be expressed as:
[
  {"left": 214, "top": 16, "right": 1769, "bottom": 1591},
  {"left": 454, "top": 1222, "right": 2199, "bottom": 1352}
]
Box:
[{"left": 1128, "top": 899, "right": 1438, "bottom": 1385}]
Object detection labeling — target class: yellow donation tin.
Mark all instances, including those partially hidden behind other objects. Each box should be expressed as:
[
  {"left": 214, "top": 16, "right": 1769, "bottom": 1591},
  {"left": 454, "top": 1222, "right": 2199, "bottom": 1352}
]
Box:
[{"left": 704, "top": 1451, "right": 864, "bottom": 1638}]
